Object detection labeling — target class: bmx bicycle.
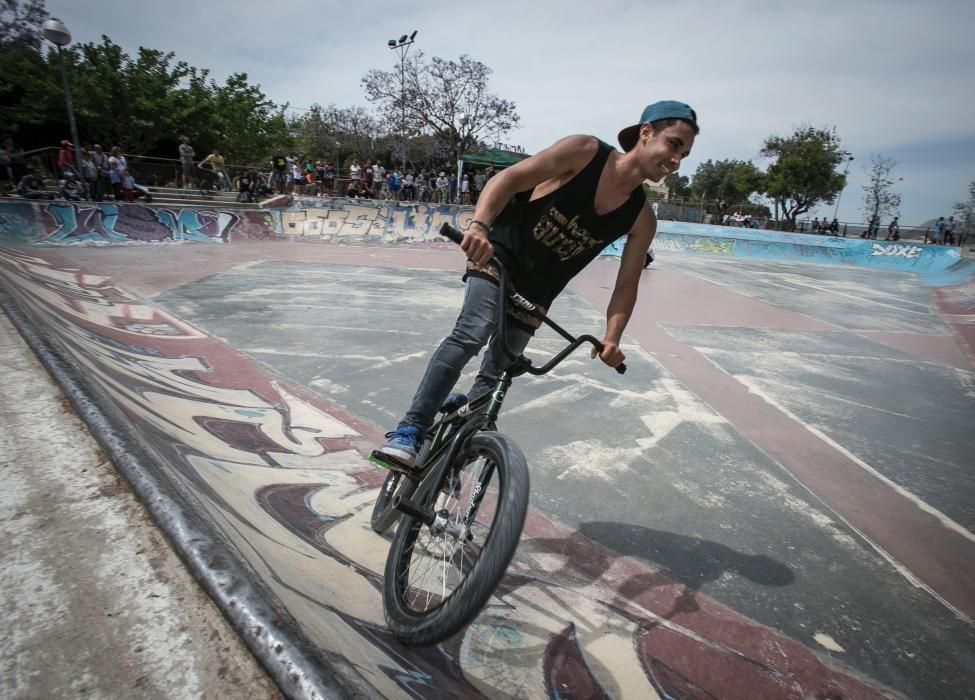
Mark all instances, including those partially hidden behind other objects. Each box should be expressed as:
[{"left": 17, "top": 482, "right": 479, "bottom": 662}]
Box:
[{"left": 369, "top": 222, "right": 626, "bottom": 646}]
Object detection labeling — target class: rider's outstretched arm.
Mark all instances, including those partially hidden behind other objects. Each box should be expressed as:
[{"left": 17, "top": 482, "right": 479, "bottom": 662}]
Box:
[
  {"left": 592, "top": 206, "right": 656, "bottom": 368},
  {"left": 460, "top": 135, "right": 599, "bottom": 265}
]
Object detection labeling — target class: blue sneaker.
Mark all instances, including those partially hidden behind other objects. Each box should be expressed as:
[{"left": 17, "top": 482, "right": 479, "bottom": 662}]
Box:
[{"left": 378, "top": 426, "right": 422, "bottom": 468}]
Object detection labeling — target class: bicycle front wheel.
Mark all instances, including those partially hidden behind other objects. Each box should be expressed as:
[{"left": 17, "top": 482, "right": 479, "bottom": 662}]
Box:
[{"left": 382, "top": 431, "right": 529, "bottom": 646}]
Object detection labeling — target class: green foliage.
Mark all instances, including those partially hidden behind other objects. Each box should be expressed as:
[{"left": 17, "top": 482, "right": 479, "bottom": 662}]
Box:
[
  {"left": 362, "top": 51, "right": 519, "bottom": 165},
  {"left": 954, "top": 181, "right": 975, "bottom": 235},
  {"left": 67, "top": 37, "right": 195, "bottom": 154},
  {"left": 664, "top": 173, "right": 691, "bottom": 198},
  {"left": 762, "top": 125, "right": 847, "bottom": 228},
  {"left": 1, "top": 22, "right": 288, "bottom": 167},
  {"left": 0, "top": 35, "right": 55, "bottom": 132},
  {"left": 208, "top": 72, "right": 289, "bottom": 164},
  {"left": 0, "top": 0, "right": 50, "bottom": 50},
  {"left": 689, "top": 158, "right": 765, "bottom": 218}
]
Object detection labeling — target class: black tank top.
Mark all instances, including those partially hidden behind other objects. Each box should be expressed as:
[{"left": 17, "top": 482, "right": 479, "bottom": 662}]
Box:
[{"left": 467, "top": 138, "right": 646, "bottom": 322}]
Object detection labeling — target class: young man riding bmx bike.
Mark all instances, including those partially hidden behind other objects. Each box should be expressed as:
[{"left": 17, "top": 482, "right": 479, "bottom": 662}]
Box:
[{"left": 375, "top": 101, "right": 699, "bottom": 469}]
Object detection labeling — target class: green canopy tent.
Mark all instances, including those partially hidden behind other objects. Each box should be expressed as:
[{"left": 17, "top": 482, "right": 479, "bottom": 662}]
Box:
[
  {"left": 459, "top": 147, "right": 530, "bottom": 169},
  {"left": 454, "top": 147, "right": 530, "bottom": 201}
]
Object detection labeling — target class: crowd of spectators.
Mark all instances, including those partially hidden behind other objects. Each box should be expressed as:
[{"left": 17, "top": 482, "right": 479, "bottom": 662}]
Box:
[
  {"left": 1, "top": 133, "right": 152, "bottom": 202},
  {"left": 264, "top": 150, "right": 497, "bottom": 205},
  {"left": 2, "top": 133, "right": 503, "bottom": 208}
]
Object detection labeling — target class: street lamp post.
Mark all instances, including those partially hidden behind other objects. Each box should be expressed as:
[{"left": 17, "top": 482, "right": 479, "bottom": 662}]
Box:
[
  {"left": 42, "top": 19, "right": 84, "bottom": 195},
  {"left": 387, "top": 30, "right": 417, "bottom": 173},
  {"left": 833, "top": 154, "right": 855, "bottom": 221}
]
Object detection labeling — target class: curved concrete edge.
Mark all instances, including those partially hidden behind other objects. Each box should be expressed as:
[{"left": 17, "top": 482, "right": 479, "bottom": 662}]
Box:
[
  {"left": 0, "top": 285, "right": 361, "bottom": 700},
  {"left": 2, "top": 197, "right": 972, "bottom": 285}
]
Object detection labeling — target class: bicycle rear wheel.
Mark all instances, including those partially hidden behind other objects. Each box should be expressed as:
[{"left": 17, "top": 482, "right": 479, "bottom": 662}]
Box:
[{"left": 382, "top": 431, "right": 529, "bottom": 646}]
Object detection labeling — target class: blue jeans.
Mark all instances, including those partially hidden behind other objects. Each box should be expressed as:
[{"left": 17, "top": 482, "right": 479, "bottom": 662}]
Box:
[{"left": 400, "top": 276, "right": 532, "bottom": 435}]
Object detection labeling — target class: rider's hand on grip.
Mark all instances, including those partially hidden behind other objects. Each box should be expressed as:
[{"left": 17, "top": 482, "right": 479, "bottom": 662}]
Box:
[{"left": 439, "top": 223, "right": 464, "bottom": 245}]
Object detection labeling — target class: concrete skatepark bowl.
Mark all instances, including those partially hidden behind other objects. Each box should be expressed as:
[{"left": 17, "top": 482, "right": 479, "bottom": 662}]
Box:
[{"left": 1, "top": 198, "right": 973, "bottom": 699}]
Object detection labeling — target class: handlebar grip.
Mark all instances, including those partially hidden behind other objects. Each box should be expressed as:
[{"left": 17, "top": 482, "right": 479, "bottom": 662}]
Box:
[
  {"left": 440, "top": 222, "right": 464, "bottom": 245},
  {"left": 615, "top": 363, "right": 627, "bottom": 375}
]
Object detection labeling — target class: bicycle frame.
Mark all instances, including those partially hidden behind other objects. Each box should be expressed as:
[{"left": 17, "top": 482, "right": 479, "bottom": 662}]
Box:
[{"left": 393, "top": 223, "right": 626, "bottom": 523}]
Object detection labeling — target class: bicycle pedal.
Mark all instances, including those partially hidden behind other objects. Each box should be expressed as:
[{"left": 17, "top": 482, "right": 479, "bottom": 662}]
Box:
[{"left": 368, "top": 450, "right": 414, "bottom": 474}]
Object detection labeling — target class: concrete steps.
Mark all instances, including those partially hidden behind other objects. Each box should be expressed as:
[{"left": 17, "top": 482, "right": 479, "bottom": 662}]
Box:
[{"left": 145, "top": 186, "right": 260, "bottom": 210}]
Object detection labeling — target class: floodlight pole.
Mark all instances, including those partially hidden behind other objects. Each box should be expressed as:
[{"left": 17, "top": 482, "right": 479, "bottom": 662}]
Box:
[
  {"left": 833, "top": 155, "right": 855, "bottom": 221},
  {"left": 388, "top": 31, "right": 417, "bottom": 172},
  {"left": 43, "top": 20, "right": 84, "bottom": 195}
]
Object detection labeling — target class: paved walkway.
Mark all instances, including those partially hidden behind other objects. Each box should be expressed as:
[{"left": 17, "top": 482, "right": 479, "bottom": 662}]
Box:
[{"left": 0, "top": 311, "right": 279, "bottom": 699}]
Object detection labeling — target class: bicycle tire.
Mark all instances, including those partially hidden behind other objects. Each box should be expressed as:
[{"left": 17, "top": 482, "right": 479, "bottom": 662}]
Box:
[
  {"left": 382, "top": 431, "right": 529, "bottom": 646},
  {"left": 370, "top": 470, "right": 416, "bottom": 534}
]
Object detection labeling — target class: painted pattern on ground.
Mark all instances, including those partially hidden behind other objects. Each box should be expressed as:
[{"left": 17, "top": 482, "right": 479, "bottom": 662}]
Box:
[
  {"left": 0, "top": 246, "right": 904, "bottom": 699},
  {"left": 155, "top": 259, "right": 975, "bottom": 699}
]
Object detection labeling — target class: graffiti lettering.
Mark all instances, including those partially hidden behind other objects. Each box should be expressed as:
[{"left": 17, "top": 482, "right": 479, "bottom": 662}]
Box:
[{"left": 870, "top": 243, "right": 923, "bottom": 259}]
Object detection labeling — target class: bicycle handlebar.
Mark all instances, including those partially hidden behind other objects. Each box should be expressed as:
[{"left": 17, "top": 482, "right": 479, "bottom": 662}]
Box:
[{"left": 439, "top": 223, "right": 626, "bottom": 375}]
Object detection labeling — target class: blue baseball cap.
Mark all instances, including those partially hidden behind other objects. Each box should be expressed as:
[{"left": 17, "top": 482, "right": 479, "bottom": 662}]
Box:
[{"left": 618, "top": 100, "right": 698, "bottom": 151}]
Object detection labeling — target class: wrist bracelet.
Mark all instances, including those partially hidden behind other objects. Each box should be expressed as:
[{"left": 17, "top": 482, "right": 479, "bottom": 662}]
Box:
[{"left": 468, "top": 219, "right": 492, "bottom": 234}]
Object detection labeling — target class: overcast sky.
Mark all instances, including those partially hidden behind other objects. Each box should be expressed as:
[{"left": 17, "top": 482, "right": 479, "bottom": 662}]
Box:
[{"left": 43, "top": 0, "right": 973, "bottom": 226}]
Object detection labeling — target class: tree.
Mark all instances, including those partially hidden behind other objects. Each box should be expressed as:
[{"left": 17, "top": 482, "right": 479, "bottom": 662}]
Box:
[
  {"left": 68, "top": 38, "right": 199, "bottom": 155},
  {"left": 362, "top": 52, "right": 519, "bottom": 166},
  {"left": 664, "top": 172, "right": 691, "bottom": 199},
  {"left": 0, "top": 0, "right": 50, "bottom": 49},
  {"left": 954, "top": 181, "right": 975, "bottom": 240},
  {"left": 860, "top": 155, "right": 901, "bottom": 225},
  {"left": 689, "top": 159, "right": 765, "bottom": 220},
  {"left": 208, "top": 72, "right": 289, "bottom": 164},
  {"left": 0, "top": 0, "right": 57, "bottom": 135},
  {"left": 761, "top": 125, "right": 848, "bottom": 230}
]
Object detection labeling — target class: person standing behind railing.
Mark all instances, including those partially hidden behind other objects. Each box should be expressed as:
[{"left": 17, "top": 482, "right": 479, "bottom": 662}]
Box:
[
  {"left": 178, "top": 136, "right": 195, "bottom": 188},
  {"left": 108, "top": 147, "right": 128, "bottom": 181},
  {"left": 57, "top": 139, "right": 75, "bottom": 177},
  {"left": 373, "top": 162, "right": 386, "bottom": 198},
  {"left": 435, "top": 171, "right": 448, "bottom": 203},
  {"left": 79, "top": 148, "right": 98, "bottom": 200},
  {"left": 89, "top": 144, "right": 107, "bottom": 201},
  {"left": 885, "top": 216, "right": 900, "bottom": 241},
  {"left": 107, "top": 161, "right": 122, "bottom": 201}
]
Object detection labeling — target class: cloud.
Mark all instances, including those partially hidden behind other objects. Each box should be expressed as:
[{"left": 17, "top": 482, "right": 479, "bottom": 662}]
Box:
[{"left": 43, "top": 0, "right": 974, "bottom": 224}]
